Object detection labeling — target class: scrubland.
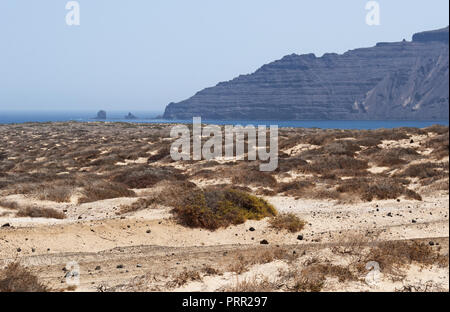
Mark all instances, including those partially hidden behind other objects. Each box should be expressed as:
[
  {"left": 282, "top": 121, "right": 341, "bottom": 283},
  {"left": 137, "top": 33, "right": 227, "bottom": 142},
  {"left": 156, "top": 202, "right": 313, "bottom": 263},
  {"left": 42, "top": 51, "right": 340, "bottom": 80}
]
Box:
[{"left": 0, "top": 122, "right": 448, "bottom": 292}]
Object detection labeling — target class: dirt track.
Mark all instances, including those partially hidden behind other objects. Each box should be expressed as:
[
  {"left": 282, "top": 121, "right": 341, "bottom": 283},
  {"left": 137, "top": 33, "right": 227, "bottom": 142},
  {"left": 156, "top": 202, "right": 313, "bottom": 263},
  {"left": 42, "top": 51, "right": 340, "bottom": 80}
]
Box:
[{"left": 1, "top": 195, "right": 448, "bottom": 292}]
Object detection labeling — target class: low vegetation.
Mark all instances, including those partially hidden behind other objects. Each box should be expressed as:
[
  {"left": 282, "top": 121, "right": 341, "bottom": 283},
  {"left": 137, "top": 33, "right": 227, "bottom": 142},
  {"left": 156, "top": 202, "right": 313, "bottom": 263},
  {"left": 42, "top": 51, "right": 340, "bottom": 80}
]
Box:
[
  {"left": 173, "top": 187, "right": 277, "bottom": 230},
  {"left": 0, "top": 123, "right": 448, "bottom": 221},
  {"left": 269, "top": 213, "right": 306, "bottom": 233},
  {"left": 0, "top": 263, "right": 48, "bottom": 292},
  {"left": 0, "top": 200, "right": 65, "bottom": 219}
]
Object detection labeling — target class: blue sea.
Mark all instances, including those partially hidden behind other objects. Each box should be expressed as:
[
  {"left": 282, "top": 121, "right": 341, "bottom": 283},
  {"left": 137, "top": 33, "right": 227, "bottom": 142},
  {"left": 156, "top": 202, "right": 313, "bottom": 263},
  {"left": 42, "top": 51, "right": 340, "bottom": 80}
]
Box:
[{"left": 0, "top": 111, "right": 448, "bottom": 130}]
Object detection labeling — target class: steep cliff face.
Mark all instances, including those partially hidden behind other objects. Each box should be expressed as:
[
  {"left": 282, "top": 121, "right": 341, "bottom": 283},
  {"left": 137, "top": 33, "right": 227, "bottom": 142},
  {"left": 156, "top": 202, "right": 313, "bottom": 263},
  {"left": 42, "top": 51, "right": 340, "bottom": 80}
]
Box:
[{"left": 163, "top": 27, "right": 449, "bottom": 120}]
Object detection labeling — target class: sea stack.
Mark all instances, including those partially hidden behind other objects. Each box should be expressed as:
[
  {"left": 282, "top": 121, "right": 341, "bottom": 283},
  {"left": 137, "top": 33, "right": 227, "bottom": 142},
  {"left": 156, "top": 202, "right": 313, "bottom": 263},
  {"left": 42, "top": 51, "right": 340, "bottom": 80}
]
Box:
[
  {"left": 124, "top": 112, "right": 137, "bottom": 120},
  {"left": 95, "top": 110, "right": 107, "bottom": 120}
]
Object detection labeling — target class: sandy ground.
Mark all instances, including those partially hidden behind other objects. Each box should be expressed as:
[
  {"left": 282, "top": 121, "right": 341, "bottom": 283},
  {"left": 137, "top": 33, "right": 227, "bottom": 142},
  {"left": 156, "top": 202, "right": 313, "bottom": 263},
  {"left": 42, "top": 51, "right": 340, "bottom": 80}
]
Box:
[{"left": 0, "top": 193, "right": 448, "bottom": 292}]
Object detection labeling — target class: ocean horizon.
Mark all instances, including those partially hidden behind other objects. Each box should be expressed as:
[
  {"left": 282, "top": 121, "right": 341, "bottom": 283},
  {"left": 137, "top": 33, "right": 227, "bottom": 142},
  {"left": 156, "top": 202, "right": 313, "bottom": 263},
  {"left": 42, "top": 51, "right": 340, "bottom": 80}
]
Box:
[{"left": 0, "top": 111, "right": 448, "bottom": 130}]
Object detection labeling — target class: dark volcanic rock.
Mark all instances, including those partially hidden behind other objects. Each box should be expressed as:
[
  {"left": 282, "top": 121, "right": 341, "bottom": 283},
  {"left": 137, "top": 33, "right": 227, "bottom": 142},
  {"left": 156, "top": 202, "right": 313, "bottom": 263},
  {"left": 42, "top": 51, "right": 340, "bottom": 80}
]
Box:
[
  {"left": 163, "top": 27, "right": 449, "bottom": 120},
  {"left": 413, "top": 26, "right": 449, "bottom": 43},
  {"left": 124, "top": 112, "right": 137, "bottom": 120},
  {"left": 95, "top": 110, "right": 107, "bottom": 120}
]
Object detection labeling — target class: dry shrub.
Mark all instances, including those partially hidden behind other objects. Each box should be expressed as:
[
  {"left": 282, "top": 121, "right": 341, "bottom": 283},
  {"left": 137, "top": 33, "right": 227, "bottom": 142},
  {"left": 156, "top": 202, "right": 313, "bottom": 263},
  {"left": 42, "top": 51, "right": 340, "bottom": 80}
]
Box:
[
  {"left": 337, "top": 178, "right": 421, "bottom": 202},
  {"left": 173, "top": 187, "right": 277, "bottom": 230},
  {"left": 269, "top": 213, "right": 306, "bottom": 233},
  {"left": 119, "top": 197, "right": 155, "bottom": 214},
  {"left": 276, "top": 181, "right": 315, "bottom": 196},
  {"left": 354, "top": 137, "right": 382, "bottom": 147},
  {"left": 302, "top": 156, "right": 368, "bottom": 174},
  {"left": 224, "top": 276, "right": 275, "bottom": 292},
  {"left": 358, "top": 240, "right": 448, "bottom": 278},
  {"left": 167, "top": 270, "right": 201, "bottom": 288},
  {"left": 302, "top": 263, "right": 358, "bottom": 284},
  {"left": 147, "top": 145, "right": 171, "bottom": 163},
  {"left": 292, "top": 271, "right": 325, "bottom": 292},
  {"left": 396, "top": 162, "right": 447, "bottom": 180},
  {"left": 78, "top": 180, "right": 135, "bottom": 204},
  {"left": 231, "top": 170, "right": 278, "bottom": 188},
  {"left": 370, "top": 128, "right": 410, "bottom": 141},
  {"left": 276, "top": 157, "right": 308, "bottom": 173},
  {"left": 425, "top": 132, "right": 449, "bottom": 160},
  {"left": 0, "top": 200, "right": 19, "bottom": 210},
  {"left": 17, "top": 206, "right": 65, "bottom": 219},
  {"left": 425, "top": 125, "right": 449, "bottom": 135},
  {"left": 371, "top": 148, "right": 420, "bottom": 167},
  {"left": 229, "top": 248, "right": 290, "bottom": 274},
  {"left": 153, "top": 180, "right": 199, "bottom": 208},
  {"left": 0, "top": 200, "right": 65, "bottom": 219},
  {"left": 0, "top": 263, "right": 48, "bottom": 292},
  {"left": 111, "top": 166, "right": 185, "bottom": 189},
  {"left": 300, "top": 140, "right": 362, "bottom": 158},
  {"left": 307, "top": 187, "right": 342, "bottom": 200},
  {"left": 37, "top": 184, "right": 73, "bottom": 203}
]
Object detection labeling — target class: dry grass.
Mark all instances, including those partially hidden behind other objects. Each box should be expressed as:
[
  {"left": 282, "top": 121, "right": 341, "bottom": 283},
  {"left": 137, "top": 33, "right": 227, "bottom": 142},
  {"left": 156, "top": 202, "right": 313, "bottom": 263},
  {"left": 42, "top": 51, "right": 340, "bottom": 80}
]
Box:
[
  {"left": 0, "top": 200, "right": 65, "bottom": 219},
  {"left": 16, "top": 206, "right": 65, "bottom": 219},
  {"left": 110, "top": 165, "right": 185, "bottom": 189},
  {"left": 336, "top": 177, "right": 422, "bottom": 202},
  {"left": 0, "top": 263, "right": 49, "bottom": 292},
  {"left": 224, "top": 276, "right": 275, "bottom": 292},
  {"left": 228, "top": 248, "right": 292, "bottom": 274},
  {"left": 358, "top": 240, "right": 448, "bottom": 278},
  {"left": 78, "top": 181, "right": 135, "bottom": 204},
  {"left": 167, "top": 270, "right": 202, "bottom": 288},
  {"left": 269, "top": 213, "right": 306, "bottom": 233}
]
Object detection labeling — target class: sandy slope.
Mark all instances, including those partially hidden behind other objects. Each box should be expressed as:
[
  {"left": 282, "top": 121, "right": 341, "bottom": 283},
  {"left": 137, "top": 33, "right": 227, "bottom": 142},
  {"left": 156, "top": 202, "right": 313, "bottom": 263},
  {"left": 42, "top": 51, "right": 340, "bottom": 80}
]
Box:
[{"left": 1, "top": 194, "right": 448, "bottom": 292}]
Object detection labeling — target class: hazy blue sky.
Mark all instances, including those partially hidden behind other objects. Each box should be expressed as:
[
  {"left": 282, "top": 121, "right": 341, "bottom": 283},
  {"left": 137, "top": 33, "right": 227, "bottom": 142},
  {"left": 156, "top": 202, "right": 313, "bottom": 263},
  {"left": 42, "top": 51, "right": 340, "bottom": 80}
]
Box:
[{"left": 0, "top": 0, "right": 448, "bottom": 112}]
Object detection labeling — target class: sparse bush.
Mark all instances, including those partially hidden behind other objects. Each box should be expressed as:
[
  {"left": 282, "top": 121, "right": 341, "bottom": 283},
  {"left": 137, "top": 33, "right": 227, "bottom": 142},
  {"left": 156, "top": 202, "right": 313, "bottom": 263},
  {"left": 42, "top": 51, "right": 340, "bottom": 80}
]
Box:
[
  {"left": 173, "top": 188, "right": 277, "bottom": 230},
  {"left": 78, "top": 181, "right": 135, "bottom": 203},
  {"left": 167, "top": 270, "right": 201, "bottom": 288},
  {"left": 292, "top": 272, "right": 325, "bottom": 292},
  {"left": 37, "top": 184, "right": 73, "bottom": 203},
  {"left": 16, "top": 206, "right": 65, "bottom": 219},
  {"left": 231, "top": 170, "right": 278, "bottom": 188},
  {"left": 224, "top": 277, "right": 275, "bottom": 292},
  {"left": 358, "top": 240, "right": 448, "bottom": 278},
  {"left": 371, "top": 148, "right": 420, "bottom": 167},
  {"left": 269, "top": 213, "right": 306, "bottom": 233},
  {"left": 276, "top": 181, "right": 315, "bottom": 196},
  {"left": 0, "top": 200, "right": 19, "bottom": 209},
  {"left": 302, "top": 156, "right": 368, "bottom": 174},
  {"left": 397, "top": 162, "right": 448, "bottom": 180},
  {"left": 337, "top": 178, "right": 421, "bottom": 201},
  {"left": 111, "top": 166, "right": 185, "bottom": 189},
  {"left": 0, "top": 263, "right": 48, "bottom": 292},
  {"left": 119, "top": 197, "right": 155, "bottom": 214},
  {"left": 276, "top": 157, "right": 308, "bottom": 173}
]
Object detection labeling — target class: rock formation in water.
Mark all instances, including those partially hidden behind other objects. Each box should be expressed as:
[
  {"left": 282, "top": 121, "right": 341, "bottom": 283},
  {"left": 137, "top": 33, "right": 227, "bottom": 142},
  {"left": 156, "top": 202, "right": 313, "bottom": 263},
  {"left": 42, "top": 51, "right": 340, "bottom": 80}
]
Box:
[
  {"left": 124, "top": 112, "right": 138, "bottom": 119},
  {"left": 163, "top": 26, "right": 449, "bottom": 120},
  {"left": 95, "top": 110, "right": 107, "bottom": 120}
]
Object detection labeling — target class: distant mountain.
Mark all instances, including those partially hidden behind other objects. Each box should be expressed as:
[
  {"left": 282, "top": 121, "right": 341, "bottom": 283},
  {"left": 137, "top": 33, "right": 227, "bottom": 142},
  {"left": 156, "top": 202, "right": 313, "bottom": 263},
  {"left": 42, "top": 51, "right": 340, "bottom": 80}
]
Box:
[{"left": 163, "top": 26, "right": 449, "bottom": 120}]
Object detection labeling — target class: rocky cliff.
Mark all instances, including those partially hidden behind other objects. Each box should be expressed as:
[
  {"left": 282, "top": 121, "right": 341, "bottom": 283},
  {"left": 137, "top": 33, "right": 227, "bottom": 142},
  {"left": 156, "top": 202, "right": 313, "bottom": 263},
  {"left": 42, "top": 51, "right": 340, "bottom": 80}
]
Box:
[{"left": 163, "top": 27, "right": 449, "bottom": 120}]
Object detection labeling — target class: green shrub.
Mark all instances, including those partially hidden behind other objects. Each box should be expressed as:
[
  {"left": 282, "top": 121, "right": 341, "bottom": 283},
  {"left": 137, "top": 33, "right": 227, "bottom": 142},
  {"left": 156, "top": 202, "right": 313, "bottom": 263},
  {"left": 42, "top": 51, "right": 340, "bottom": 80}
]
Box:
[{"left": 173, "top": 188, "right": 277, "bottom": 230}]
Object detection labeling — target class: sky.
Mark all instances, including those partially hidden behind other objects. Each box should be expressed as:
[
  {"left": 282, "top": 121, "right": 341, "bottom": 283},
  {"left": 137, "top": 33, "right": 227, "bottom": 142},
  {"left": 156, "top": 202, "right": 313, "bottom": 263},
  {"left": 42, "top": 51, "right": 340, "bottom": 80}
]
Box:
[{"left": 0, "top": 0, "right": 448, "bottom": 113}]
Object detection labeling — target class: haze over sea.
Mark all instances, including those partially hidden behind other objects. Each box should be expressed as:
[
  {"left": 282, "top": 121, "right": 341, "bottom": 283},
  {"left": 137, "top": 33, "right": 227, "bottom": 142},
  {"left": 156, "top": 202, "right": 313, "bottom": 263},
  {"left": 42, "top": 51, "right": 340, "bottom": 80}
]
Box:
[{"left": 0, "top": 111, "right": 448, "bottom": 130}]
